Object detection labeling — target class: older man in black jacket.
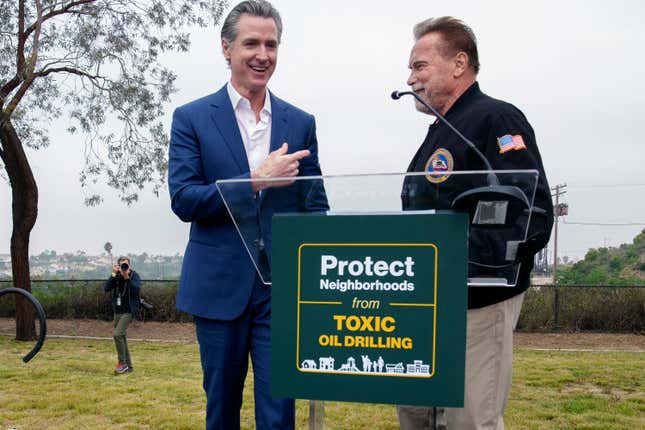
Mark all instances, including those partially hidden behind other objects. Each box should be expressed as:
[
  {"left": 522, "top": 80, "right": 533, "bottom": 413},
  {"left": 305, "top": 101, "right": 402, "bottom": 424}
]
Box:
[{"left": 397, "top": 16, "right": 554, "bottom": 430}]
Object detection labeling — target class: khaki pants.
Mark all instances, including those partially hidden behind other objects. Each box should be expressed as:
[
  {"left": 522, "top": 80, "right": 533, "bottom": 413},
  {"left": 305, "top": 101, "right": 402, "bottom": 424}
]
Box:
[
  {"left": 113, "top": 313, "right": 133, "bottom": 367},
  {"left": 398, "top": 292, "right": 525, "bottom": 430}
]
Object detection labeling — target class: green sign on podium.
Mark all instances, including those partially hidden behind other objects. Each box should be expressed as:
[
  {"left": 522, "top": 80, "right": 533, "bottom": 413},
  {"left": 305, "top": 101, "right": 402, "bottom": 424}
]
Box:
[{"left": 271, "top": 212, "right": 468, "bottom": 406}]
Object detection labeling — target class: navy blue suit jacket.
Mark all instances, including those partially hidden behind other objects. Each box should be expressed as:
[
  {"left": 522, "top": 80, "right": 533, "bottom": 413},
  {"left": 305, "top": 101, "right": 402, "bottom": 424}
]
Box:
[{"left": 168, "top": 85, "right": 325, "bottom": 321}]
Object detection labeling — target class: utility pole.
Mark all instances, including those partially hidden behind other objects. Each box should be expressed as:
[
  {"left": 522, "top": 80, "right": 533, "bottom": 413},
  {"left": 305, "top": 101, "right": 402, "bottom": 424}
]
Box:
[
  {"left": 551, "top": 183, "right": 568, "bottom": 331},
  {"left": 551, "top": 183, "right": 568, "bottom": 280}
]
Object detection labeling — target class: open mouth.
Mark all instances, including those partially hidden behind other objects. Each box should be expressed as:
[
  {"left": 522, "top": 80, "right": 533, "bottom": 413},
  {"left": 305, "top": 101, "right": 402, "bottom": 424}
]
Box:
[{"left": 250, "top": 65, "right": 269, "bottom": 73}]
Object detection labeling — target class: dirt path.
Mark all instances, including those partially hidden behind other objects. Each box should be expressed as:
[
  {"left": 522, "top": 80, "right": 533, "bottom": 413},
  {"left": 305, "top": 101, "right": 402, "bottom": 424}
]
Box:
[
  {"left": 0, "top": 318, "right": 196, "bottom": 342},
  {"left": 1, "top": 318, "right": 643, "bottom": 350}
]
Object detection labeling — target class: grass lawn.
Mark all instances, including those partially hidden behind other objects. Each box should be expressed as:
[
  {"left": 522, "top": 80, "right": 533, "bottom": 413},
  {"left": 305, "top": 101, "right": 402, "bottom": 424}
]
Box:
[{"left": 0, "top": 337, "right": 643, "bottom": 429}]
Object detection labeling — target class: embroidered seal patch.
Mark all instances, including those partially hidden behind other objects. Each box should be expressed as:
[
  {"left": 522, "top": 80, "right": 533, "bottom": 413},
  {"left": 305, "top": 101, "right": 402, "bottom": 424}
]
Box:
[{"left": 424, "top": 148, "right": 454, "bottom": 183}]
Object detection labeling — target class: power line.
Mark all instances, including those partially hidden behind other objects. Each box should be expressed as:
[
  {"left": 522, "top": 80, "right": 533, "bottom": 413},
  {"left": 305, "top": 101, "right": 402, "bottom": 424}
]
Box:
[
  {"left": 553, "top": 182, "right": 645, "bottom": 225},
  {"left": 562, "top": 219, "right": 645, "bottom": 226},
  {"left": 566, "top": 183, "right": 645, "bottom": 189}
]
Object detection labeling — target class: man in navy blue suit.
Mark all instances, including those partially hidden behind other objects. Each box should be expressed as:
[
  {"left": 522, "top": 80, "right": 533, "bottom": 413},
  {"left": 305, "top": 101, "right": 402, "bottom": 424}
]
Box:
[{"left": 168, "top": 1, "right": 325, "bottom": 429}]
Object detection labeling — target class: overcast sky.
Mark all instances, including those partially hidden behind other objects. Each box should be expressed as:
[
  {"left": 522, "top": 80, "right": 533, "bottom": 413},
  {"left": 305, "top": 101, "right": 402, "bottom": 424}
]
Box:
[{"left": 1, "top": 0, "right": 644, "bottom": 261}]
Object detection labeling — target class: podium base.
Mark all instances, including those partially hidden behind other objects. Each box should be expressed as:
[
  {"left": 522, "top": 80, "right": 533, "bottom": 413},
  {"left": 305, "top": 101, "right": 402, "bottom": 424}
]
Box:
[{"left": 309, "top": 400, "right": 325, "bottom": 430}]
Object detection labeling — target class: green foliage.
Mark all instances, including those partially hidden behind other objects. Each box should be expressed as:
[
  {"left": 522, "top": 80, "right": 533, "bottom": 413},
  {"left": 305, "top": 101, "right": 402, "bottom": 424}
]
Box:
[
  {"left": 1, "top": 0, "right": 227, "bottom": 203},
  {"left": 2, "top": 281, "right": 643, "bottom": 331},
  {"left": 556, "top": 228, "right": 645, "bottom": 285},
  {"left": 0, "top": 280, "right": 191, "bottom": 322},
  {"left": 518, "top": 286, "right": 645, "bottom": 332}
]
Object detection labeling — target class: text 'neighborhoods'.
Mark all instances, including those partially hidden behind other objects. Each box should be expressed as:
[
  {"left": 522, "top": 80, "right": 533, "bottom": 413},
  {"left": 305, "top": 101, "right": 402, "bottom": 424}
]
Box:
[{"left": 319, "top": 255, "right": 417, "bottom": 292}]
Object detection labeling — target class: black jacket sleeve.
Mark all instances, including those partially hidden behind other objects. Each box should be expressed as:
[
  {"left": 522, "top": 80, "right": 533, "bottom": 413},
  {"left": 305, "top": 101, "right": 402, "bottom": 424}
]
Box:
[
  {"left": 128, "top": 271, "right": 141, "bottom": 292},
  {"left": 104, "top": 275, "right": 117, "bottom": 292},
  {"left": 484, "top": 108, "right": 554, "bottom": 259}
]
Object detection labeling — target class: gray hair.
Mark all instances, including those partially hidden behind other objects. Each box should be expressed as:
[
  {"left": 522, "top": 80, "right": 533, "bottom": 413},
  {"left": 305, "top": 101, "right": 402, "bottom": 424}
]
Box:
[
  {"left": 221, "top": 0, "right": 283, "bottom": 45},
  {"left": 413, "top": 16, "right": 480, "bottom": 74}
]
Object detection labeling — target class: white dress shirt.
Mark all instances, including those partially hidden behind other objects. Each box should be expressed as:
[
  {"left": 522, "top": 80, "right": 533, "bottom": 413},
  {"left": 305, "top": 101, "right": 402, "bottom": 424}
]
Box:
[{"left": 227, "top": 82, "right": 272, "bottom": 172}]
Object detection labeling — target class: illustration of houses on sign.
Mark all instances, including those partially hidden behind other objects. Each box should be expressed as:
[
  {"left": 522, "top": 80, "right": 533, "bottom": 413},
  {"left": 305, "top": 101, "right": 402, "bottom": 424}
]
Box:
[
  {"left": 406, "top": 360, "right": 430, "bottom": 375},
  {"left": 301, "top": 359, "right": 317, "bottom": 370},
  {"left": 385, "top": 362, "right": 405, "bottom": 374},
  {"left": 338, "top": 356, "right": 360, "bottom": 372},
  {"left": 319, "top": 357, "right": 335, "bottom": 371}
]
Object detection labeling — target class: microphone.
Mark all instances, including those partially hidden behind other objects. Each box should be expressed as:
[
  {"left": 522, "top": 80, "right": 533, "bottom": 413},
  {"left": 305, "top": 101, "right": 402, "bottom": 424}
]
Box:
[{"left": 391, "top": 90, "right": 496, "bottom": 182}]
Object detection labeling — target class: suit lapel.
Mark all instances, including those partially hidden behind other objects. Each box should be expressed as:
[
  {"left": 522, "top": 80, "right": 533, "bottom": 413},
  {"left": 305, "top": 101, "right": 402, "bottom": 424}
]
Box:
[
  {"left": 269, "top": 91, "right": 289, "bottom": 153},
  {"left": 209, "top": 86, "right": 249, "bottom": 173},
  {"left": 260, "top": 92, "right": 290, "bottom": 206}
]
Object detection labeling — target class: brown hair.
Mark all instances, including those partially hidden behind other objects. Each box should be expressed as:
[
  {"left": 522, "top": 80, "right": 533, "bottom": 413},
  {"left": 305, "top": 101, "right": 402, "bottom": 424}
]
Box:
[{"left": 413, "top": 16, "right": 480, "bottom": 74}]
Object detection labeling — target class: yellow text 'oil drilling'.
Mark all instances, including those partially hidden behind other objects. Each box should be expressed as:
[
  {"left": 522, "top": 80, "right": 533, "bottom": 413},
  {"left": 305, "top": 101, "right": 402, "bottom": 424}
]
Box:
[{"left": 318, "top": 314, "right": 413, "bottom": 350}]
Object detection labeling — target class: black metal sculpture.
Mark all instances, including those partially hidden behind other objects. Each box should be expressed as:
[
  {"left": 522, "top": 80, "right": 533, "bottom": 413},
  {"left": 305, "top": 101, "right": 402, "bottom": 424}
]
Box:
[{"left": 0, "top": 287, "right": 47, "bottom": 362}]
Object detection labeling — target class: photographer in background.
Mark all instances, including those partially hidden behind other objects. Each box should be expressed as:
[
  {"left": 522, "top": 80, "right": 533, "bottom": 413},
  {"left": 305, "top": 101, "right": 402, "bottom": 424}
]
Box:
[{"left": 104, "top": 256, "right": 140, "bottom": 374}]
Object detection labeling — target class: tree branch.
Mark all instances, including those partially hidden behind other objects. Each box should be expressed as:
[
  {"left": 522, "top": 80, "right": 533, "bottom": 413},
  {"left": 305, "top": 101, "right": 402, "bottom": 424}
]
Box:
[
  {"left": 4, "top": 76, "right": 35, "bottom": 118},
  {"left": 38, "top": 57, "right": 78, "bottom": 71},
  {"left": 17, "top": 0, "right": 26, "bottom": 73},
  {"left": 34, "top": 66, "right": 102, "bottom": 80},
  {"left": 25, "top": 0, "right": 44, "bottom": 76},
  {"left": 3, "top": 0, "right": 45, "bottom": 117},
  {"left": 0, "top": 76, "right": 22, "bottom": 104},
  {"left": 24, "top": 0, "right": 98, "bottom": 40},
  {"left": 2, "top": 0, "right": 30, "bottom": 106}
]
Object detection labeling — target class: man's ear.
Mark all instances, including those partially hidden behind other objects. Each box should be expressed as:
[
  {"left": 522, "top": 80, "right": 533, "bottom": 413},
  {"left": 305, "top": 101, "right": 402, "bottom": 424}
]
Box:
[
  {"left": 453, "top": 52, "right": 469, "bottom": 78},
  {"left": 222, "top": 39, "right": 231, "bottom": 62}
]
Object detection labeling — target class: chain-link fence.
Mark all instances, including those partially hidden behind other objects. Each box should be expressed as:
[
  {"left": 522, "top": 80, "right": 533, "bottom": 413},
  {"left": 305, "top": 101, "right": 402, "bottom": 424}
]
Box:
[
  {"left": 0, "top": 279, "right": 189, "bottom": 322},
  {"left": 2, "top": 280, "right": 644, "bottom": 331},
  {"left": 519, "top": 284, "right": 644, "bottom": 332}
]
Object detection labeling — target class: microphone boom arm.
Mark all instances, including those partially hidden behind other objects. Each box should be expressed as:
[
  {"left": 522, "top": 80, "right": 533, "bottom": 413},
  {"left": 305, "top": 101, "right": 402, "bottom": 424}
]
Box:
[{"left": 391, "top": 90, "right": 498, "bottom": 185}]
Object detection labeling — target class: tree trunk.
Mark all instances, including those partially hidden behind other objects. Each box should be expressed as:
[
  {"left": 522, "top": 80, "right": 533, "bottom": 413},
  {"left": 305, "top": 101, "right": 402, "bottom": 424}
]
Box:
[{"left": 0, "top": 116, "right": 38, "bottom": 341}]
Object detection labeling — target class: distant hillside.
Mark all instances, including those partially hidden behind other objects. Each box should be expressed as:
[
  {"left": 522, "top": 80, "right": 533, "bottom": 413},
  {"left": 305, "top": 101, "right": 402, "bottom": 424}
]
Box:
[
  {"left": 0, "top": 251, "right": 183, "bottom": 280},
  {"left": 557, "top": 229, "right": 645, "bottom": 285}
]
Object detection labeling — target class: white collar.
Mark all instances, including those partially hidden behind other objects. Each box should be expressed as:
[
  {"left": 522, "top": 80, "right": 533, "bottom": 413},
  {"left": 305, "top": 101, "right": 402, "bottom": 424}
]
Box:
[{"left": 226, "top": 81, "right": 272, "bottom": 115}]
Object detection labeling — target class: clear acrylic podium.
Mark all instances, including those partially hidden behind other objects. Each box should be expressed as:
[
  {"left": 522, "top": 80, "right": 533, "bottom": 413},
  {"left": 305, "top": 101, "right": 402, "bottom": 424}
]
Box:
[
  {"left": 216, "top": 170, "right": 540, "bottom": 288},
  {"left": 216, "top": 170, "right": 539, "bottom": 428}
]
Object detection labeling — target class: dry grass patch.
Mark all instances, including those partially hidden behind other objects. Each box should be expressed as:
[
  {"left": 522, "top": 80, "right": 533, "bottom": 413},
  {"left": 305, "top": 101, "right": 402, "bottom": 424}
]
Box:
[
  {"left": 1, "top": 337, "right": 643, "bottom": 429},
  {"left": 507, "top": 349, "right": 644, "bottom": 429}
]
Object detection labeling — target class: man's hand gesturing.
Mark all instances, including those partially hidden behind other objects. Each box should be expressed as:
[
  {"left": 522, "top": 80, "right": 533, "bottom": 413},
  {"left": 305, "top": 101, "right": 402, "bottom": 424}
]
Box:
[{"left": 251, "top": 143, "right": 310, "bottom": 192}]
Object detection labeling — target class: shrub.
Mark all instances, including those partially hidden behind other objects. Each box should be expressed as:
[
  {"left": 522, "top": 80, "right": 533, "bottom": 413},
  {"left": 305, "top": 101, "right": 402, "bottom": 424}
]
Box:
[
  {"left": 518, "top": 286, "right": 645, "bottom": 332},
  {"left": 2, "top": 281, "right": 643, "bottom": 332},
  {"left": 0, "top": 280, "right": 191, "bottom": 322}
]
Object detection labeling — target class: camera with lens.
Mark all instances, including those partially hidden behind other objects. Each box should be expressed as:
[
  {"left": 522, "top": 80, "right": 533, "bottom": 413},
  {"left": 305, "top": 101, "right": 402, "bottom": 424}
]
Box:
[
  {"left": 140, "top": 297, "right": 153, "bottom": 310},
  {"left": 120, "top": 262, "right": 129, "bottom": 271}
]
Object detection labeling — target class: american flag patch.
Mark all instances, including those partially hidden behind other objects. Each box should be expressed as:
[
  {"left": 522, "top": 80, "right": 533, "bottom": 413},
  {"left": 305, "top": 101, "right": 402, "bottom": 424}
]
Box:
[{"left": 497, "top": 134, "right": 526, "bottom": 153}]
